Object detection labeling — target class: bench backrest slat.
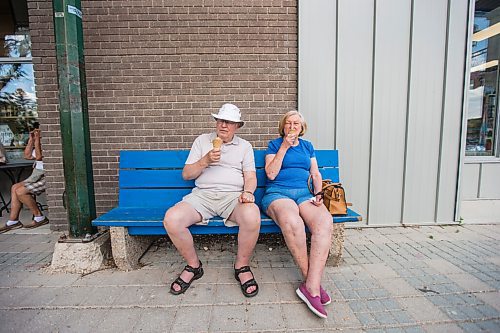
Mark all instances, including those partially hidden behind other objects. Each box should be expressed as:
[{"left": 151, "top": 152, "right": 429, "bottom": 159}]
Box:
[
  {"left": 120, "top": 168, "right": 340, "bottom": 189},
  {"left": 120, "top": 150, "right": 190, "bottom": 169},
  {"left": 120, "top": 150, "right": 338, "bottom": 169},
  {"left": 120, "top": 170, "right": 195, "bottom": 188},
  {"left": 118, "top": 149, "right": 340, "bottom": 207},
  {"left": 119, "top": 188, "right": 268, "bottom": 207}
]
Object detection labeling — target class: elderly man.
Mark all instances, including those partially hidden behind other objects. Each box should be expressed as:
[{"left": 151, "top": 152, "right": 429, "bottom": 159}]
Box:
[{"left": 163, "top": 103, "right": 261, "bottom": 297}]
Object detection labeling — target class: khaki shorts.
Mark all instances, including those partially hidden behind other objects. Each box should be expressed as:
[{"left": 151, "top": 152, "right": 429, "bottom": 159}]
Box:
[{"left": 182, "top": 188, "right": 242, "bottom": 227}]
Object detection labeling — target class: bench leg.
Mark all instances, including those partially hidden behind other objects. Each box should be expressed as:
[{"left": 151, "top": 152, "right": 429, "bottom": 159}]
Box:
[
  {"left": 328, "top": 223, "right": 345, "bottom": 267},
  {"left": 110, "top": 227, "right": 154, "bottom": 271}
]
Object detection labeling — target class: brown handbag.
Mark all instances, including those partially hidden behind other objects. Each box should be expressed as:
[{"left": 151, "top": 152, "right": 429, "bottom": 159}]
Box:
[{"left": 308, "top": 176, "right": 348, "bottom": 215}]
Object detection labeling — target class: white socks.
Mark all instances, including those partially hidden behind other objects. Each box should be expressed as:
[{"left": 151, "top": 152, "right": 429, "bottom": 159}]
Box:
[
  {"left": 34, "top": 215, "right": 46, "bottom": 223},
  {"left": 6, "top": 216, "right": 45, "bottom": 226}
]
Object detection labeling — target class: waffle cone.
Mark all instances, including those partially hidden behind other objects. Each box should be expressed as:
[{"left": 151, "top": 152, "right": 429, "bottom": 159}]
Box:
[{"left": 212, "top": 137, "right": 223, "bottom": 149}]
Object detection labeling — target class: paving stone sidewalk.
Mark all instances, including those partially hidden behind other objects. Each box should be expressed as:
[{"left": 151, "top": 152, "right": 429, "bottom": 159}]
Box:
[{"left": 0, "top": 223, "right": 499, "bottom": 332}]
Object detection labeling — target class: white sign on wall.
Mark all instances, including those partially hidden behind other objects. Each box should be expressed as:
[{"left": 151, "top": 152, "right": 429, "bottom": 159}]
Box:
[{"left": 0, "top": 124, "right": 13, "bottom": 146}]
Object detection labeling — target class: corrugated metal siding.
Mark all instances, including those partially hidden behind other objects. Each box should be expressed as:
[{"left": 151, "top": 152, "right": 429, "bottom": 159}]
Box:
[
  {"left": 369, "top": 0, "right": 411, "bottom": 225},
  {"left": 299, "top": 0, "right": 469, "bottom": 225},
  {"left": 437, "top": 0, "right": 469, "bottom": 222},
  {"left": 404, "top": 0, "right": 448, "bottom": 224},
  {"left": 298, "top": 0, "right": 336, "bottom": 148},
  {"left": 336, "top": 0, "right": 374, "bottom": 220}
]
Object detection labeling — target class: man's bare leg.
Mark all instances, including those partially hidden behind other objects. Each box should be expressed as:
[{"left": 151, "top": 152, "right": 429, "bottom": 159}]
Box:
[
  {"left": 228, "top": 202, "right": 261, "bottom": 294},
  {"left": 163, "top": 202, "right": 203, "bottom": 292}
]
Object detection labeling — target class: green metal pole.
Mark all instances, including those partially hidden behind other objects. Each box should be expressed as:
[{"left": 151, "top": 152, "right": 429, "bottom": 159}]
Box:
[{"left": 52, "top": 0, "right": 96, "bottom": 238}]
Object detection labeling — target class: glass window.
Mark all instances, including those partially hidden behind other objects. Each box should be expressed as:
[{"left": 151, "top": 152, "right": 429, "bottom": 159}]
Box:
[
  {"left": 0, "top": 30, "right": 37, "bottom": 156},
  {"left": 466, "top": 2, "right": 500, "bottom": 156}
]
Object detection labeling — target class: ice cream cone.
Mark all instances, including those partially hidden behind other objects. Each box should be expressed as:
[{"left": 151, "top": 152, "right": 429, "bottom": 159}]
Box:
[
  {"left": 288, "top": 129, "right": 298, "bottom": 144},
  {"left": 212, "top": 137, "right": 223, "bottom": 150}
]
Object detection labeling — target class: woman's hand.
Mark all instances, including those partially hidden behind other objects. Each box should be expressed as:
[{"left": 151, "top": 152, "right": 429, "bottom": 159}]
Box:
[
  {"left": 311, "top": 194, "right": 323, "bottom": 206},
  {"left": 282, "top": 132, "right": 297, "bottom": 148}
]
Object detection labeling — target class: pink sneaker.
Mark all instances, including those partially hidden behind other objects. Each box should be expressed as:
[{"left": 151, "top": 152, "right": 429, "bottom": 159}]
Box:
[
  {"left": 320, "top": 286, "right": 331, "bottom": 305},
  {"left": 296, "top": 283, "right": 327, "bottom": 319}
]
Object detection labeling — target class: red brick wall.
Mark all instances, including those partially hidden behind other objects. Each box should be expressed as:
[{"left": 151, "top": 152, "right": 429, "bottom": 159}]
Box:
[
  {"left": 27, "top": 0, "right": 66, "bottom": 227},
  {"left": 28, "top": 0, "right": 297, "bottom": 230}
]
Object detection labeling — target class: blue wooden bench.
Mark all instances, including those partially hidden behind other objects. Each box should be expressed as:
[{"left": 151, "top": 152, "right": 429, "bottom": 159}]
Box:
[{"left": 92, "top": 150, "right": 361, "bottom": 270}]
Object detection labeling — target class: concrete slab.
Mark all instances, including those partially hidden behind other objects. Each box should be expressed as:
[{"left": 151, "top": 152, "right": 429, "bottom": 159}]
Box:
[
  {"left": 282, "top": 302, "right": 327, "bottom": 329},
  {"left": 171, "top": 305, "right": 212, "bottom": 332},
  {"left": 475, "top": 291, "right": 500, "bottom": 311},
  {"left": 209, "top": 304, "right": 247, "bottom": 332},
  {"left": 362, "top": 263, "right": 400, "bottom": 279},
  {"left": 448, "top": 273, "right": 495, "bottom": 292},
  {"left": 398, "top": 296, "right": 451, "bottom": 322},
  {"left": 91, "top": 309, "right": 142, "bottom": 333},
  {"left": 130, "top": 308, "right": 177, "bottom": 332},
  {"left": 112, "top": 285, "right": 156, "bottom": 307},
  {"left": 0, "top": 309, "right": 38, "bottom": 332},
  {"left": 246, "top": 303, "right": 286, "bottom": 331},
  {"left": 0, "top": 223, "right": 498, "bottom": 332},
  {"left": 421, "top": 323, "right": 465, "bottom": 333},
  {"left": 381, "top": 278, "right": 420, "bottom": 297}
]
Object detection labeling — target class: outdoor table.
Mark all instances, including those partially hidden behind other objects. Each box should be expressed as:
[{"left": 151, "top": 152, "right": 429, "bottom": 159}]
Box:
[{"left": 0, "top": 160, "right": 34, "bottom": 216}]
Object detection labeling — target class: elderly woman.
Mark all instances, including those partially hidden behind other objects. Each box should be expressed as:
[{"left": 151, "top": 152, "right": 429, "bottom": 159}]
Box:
[{"left": 261, "top": 111, "right": 333, "bottom": 318}]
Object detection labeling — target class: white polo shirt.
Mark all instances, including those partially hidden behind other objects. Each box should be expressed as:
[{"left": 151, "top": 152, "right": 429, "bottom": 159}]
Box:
[{"left": 185, "top": 132, "right": 255, "bottom": 192}]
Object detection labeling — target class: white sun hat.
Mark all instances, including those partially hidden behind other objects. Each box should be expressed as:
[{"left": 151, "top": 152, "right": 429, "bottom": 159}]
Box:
[{"left": 212, "top": 103, "right": 244, "bottom": 127}]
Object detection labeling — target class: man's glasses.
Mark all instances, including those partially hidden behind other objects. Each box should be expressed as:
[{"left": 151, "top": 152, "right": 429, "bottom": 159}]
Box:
[{"left": 216, "top": 119, "right": 238, "bottom": 126}]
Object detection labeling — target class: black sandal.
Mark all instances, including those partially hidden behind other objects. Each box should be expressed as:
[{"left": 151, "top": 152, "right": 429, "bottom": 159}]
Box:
[
  {"left": 170, "top": 260, "right": 204, "bottom": 295},
  {"left": 234, "top": 265, "right": 259, "bottom": 297}
]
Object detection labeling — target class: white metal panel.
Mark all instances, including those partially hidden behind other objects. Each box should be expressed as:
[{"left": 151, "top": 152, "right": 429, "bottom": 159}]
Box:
[
  {"left": 436, "top": 0, "right": 469, "bottom": 222},
  {"left": 298, "top": 0, "right": 336, "bottom": 148},
  {"left": 461, "top": 163, "right": 480, "bottom": 200},
  {"left": 461, "top": 200, "right": 500, "bottom": 222},
  {"left": 403, "top": 0, "right": 448, "bottom": 223},
  {"left": 298, "top": 0, "right": 468, "bottom": 225},
  {"left": 368, "top": 0, "right": 411, "bottom": 225},
  {"left": 456, "top": 0, "right": 475, "bottom": 221},
  {"left": 479, "top": 163, "right": 500, "bottom": 199},
  {"left": 336, "top": 0, "right": 374, "bottom": 219}
]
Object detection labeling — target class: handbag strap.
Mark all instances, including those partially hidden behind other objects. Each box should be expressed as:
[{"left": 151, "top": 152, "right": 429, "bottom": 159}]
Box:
[
  {"left": 308, "top": 175, "right": 336, "bottom": 196},
  {"left": 307, "top": 175, "right": 315, "bottom": 195}
]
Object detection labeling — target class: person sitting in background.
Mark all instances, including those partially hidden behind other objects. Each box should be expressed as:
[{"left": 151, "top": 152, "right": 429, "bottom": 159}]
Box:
[
  {"left": 261, "top": 110, "right": 333, "bottom": 318},
  {"left": 0, "top": 123, "right": 48, "bottom": 233}
]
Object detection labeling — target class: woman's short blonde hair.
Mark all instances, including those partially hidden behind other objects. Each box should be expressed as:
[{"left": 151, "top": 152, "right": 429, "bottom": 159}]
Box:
[{"left": 278, "top": 110, "right": 307, "bottom": 137}]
